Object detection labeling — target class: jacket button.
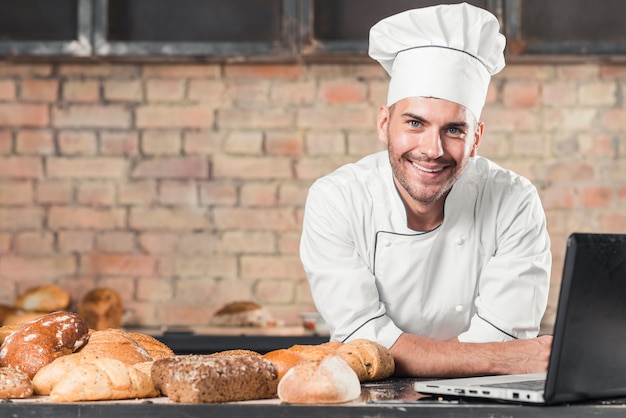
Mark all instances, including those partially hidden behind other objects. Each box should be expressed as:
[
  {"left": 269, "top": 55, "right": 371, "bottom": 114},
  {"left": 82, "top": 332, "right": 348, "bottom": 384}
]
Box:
[
  {"left": 455, "top": 236, "right": 465, "bottom": 245},
  {"left": 455, "top": 305, "right": 464, "bottom": 312}
]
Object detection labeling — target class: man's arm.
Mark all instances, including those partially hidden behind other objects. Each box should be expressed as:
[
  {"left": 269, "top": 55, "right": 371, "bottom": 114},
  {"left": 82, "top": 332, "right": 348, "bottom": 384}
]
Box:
[{"left": 390, "top": 332, "right": 552, "bottom": 377}]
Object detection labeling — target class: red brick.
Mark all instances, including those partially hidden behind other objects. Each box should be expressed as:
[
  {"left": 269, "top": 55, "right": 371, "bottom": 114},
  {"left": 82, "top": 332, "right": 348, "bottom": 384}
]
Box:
[
  {"left": 480, "top": 108, "right": 539, "bottom": 132},
  {"left": 0, "top": 181, "right": 33, "bottom": 205},
  {"left": 580, "top": 186, "right": 613, "bottom": 207},
  {"left": 48, "top": 207, "right": 125, "bottom": 229},
  {"left": 138, "top": 232, "right": 178, "bottom": 254},
  {"left": 132, "top": 156, "right": 208, "bottom": 179},
  {"left": 541, "top": 81, "right": 577, "bottom": 106},
  {"left": 543, "top": 108, "right": 596, "bottom": 132},
  {"left": 141, "top": 131, "right": 182, "bottom": 155},
  {"left": 578, "top": 82, "right": 617, "bottom": 106},
  {"left": 0, "top": 131, "right": 12, "bottom": 154},
  {"left": 0, "top": 255, "right": 76, "bottom": 279},
  {"left": 223, "top": 131, "right": 263, "bottom": 154},
  {"left": 578, "top": 134, "right": 616, "bottom": 158},
  {"left": 187, "top": 80, "right": 226, "bottom": 102},
  {"left": 36, "top": 181, "right": 73, "bottom": 204},
  {"left": 545, "top": 161, "right": 595, "bottom": 183},
  {"left": 219, "top": 108, "right": 295, "bottom": 130},
  {"left": 16, "top": 129, "right": 54, "bottom": 155},
  {"left": 219, "top": 231, "right": 275, "bottom": 254},
  {"left": 601, "top": 109, "right": 626, "bottom": 131},
  {"left": 266, "top": 131, "right": 303, "bottom": 156},
  {"left": 184, "top": 131, "right": 223, "bottom": 155},
  {"left": 305, "top": 132, "right": 345, "bottom": 156},
  {"left": 0, "top": 157, "right": 42, "bottom": 179},
  {"left": 146, "top": 79, "right": 185, "bottom": 102},
  {"left": 297, "top": 107, "right": 375, "bottom": 130},
  {"left": 278, "top": 231, "right": 301, "bottom": 255},
  {"left": 225, "top": 64, "right": 304, "bottom": 79},
  {"left": 118, "top": 181, "right": 157, "bottom": 205},
  {"left": 158, "top": 255, "right": 237, "bottom": 277},
  {"left": 143, "top": 64, "right": 220, "bottom": 78},
  {"left": 213, "top": 208, "right": 297, "bottom": 231},
  {"left": 58, "top": 131, "right": 97, "bottom": 155},
  {"left": 602, "top": 212, "right": 626, "bottom": 231},
  {"left": 136, "top": 105, "right": 213, "bottom": 128},
  {"left": 159, "top": 181, "right": 198, "bottom": 205},
  {"left": 0, "top": 103, "right": 49, "bottom": 127},
  {"left": 154, "top": 304, "right": 213, "bottom": 326},
  {"left": 77, "top": 181, "right": 116, "bottom": 206},
  {"left": 0, "top": 63, "right": 52, "bottom": 77},
  {"left": 600, "top": 65, "right": 626, "bottom": 79},
  {"left": 279, "top": 182, "right": 310, "bottom": 206},
  {"left": 556, "top": 65, "right": 598, "bottom": 80},
  {"left": 230, "top": 81, "right": 270, "bottom": 107},
  {"left": 58, "top": 231, "right": 95, "bottom": 252},
  {"left": 97, "top": 231, "right": 137, "bottom": 252},
  {"left": 136, "top": 278, "right": 173, "bottom": 302},
  {"left": 511, "top": 133, "right": 549, "bottom": 157},
  {"left": 21, "top": 79, "right": 58, "bottom": 101},
  {"left": 240, "top": 183, "right": 278, "bottom": 207},
  {"left": 254, "top": 279, "right": 295, "bottom": 304},
  {"left": 175, "top": 278, "right": 217, "bottom": 305},
  {"left": 295, "top": 156, "right": 356, "bottom": 180},
  {"left": 199, "top": 181, "right": 238, "bottom": 206},
  {"left": 241, "top": 255, "right": 305, "bottom": 280},
  {"left": 100, "top": 131, "right": 139, "bottom": 155},
  {"left": 81, "top": 253, "right": 156, "bottom": 276},
  {"left": 540, "top": 187, "right": 575, "bottom": 210},
  {"left": 47, "top": 157, "right": 127, "bottom": 179},
  {"left": 63, "top": 80, "right": 100, "bottom": 102},
  {"left": 176, "top": 233, "right": 220, "bottom": 255},
  {"left": 0, "top": 232, "right": 11, "bottom": 253},
  {"left": 347, "top": 132, "right": 386, "bottom": 157},
  {"left": 129, "top": 207, "right": 209, "bottom": 230},
  {"left": 53, "top": 104, "right": 131, "bottom": 128},
  {"left": 319, "top": 80, "right": 367, "bottom": 104},
  {"left": 213, "top": 156, "right": 292, "bottom": 180},
  {"left": 58, "top": 64, "right": 138, "bottom": 78},
  {"left": 499, "top": 65, "right": 554, "bottom": 81},
  {"left": 13, "top": 231, "right": 54, "bottom": 254},
  {"left": 0, "top": 80, "right": 16, "bottom": 100},
  {"left": 270, "top": 81, "right": 315, "bottom": 106},
  {"left": 103, "top": 80, "right": 143, "bottom": 102}
]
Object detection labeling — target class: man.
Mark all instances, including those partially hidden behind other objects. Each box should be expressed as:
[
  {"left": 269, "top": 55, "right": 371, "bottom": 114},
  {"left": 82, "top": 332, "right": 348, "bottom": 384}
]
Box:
[{"left": 300, "top": 3, "right": 552, "bottom": 377}]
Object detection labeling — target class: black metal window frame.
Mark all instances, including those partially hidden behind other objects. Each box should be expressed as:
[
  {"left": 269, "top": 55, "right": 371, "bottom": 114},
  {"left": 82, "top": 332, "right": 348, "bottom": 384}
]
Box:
[
  {"left": 0, "top": 0, "right": 92, "bottom": 57},
  {"left": 92, "top": 0, "right": 299, "bottom": 59}
]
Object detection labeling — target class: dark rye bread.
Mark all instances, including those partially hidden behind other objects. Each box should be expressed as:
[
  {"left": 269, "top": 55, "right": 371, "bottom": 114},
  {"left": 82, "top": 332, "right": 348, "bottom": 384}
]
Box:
[{"left": 151, "top": 354, "right": 278, "bottom": 403}]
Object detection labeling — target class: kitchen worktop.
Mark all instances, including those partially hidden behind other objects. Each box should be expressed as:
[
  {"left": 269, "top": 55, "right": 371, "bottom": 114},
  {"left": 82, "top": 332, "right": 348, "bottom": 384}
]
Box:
[{"left": 4, "top": 378, "right": 626, "bottom": 418}]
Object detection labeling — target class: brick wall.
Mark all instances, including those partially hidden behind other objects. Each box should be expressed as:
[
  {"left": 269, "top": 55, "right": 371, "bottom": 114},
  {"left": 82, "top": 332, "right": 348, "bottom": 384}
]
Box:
[{"left": 0, "top": 61, "right": 624, "bottom": 331}]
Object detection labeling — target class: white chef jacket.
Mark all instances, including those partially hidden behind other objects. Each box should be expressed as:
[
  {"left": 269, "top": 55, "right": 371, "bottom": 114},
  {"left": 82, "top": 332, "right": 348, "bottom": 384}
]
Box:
[{"left": 300, "top": 151, "right": 551, "bottom": 349}]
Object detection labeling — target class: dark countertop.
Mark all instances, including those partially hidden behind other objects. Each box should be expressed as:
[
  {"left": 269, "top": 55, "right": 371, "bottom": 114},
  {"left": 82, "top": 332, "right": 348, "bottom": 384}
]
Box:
[{"left": 4, "top": 378, "right": 626, "bottom": 417}]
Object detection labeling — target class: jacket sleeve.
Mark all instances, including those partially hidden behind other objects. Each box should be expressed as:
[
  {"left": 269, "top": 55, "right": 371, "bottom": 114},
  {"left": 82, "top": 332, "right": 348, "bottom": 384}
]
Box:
[
  {"left": 299, "top": 180, "right": 403, "bottom": 349},
  {"left": 458, "top": 183, "right": 551, "bottom": 342}
]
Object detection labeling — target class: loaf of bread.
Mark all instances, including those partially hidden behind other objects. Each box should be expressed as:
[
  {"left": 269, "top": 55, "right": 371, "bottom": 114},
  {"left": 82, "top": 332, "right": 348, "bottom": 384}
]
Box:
[
  {"left": 45, "top": 355, "right": 158, "bottom": 402},
  {"left": 125, "top": 332, "right": 174, "bottom": 360},
  {"left": 77, "top": 288, "right": 124, "bottom": 331},
  {"left": 0, "top": 311, "right": 90, "bottom": 378},
  {"left": 336, "top": 339, "right": 395, "bottom": 382},
  {"left": 0, "top": 367, "right": 33, "bottom": 399},
  {"left": 0, "top": 324, "right": 20, "bottom": 345},
  {"left": 209, "top": 301, "right": 281, "bottom": 327},
  {"left": 277, "top": 354, "right": 361, "bottom": 404},
  {"left": 15, "top": 285, "right": 70, "bottom": 312},
  {"left": 76, "top": 329, "right": 152, "bottom": 365},
  {"left": 263, "top": 339, "right": 395, "bottom": 383},
  {"left": 152, "top": 354, "right": 278, "bottom": 403}
]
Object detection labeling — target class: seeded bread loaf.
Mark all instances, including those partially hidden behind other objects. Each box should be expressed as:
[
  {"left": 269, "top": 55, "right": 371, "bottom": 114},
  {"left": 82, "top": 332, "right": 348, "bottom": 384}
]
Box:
[
  {"left": 151, "top": 354, "right": 278, "bottom": 403},
  {"left": 0, "top": 367, "right": 33, "bottom": 399}
]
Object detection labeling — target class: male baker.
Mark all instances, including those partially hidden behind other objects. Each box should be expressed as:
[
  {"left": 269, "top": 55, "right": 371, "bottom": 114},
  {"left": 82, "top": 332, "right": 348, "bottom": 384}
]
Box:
[{"left": 300, "top": 3, "right": 552, "bottom": 377}]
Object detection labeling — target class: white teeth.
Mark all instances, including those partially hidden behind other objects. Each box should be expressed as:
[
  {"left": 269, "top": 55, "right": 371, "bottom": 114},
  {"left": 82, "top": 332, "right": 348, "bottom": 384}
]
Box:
[{"left": 413, "top": 162, "right": 444, "bottom": 173}]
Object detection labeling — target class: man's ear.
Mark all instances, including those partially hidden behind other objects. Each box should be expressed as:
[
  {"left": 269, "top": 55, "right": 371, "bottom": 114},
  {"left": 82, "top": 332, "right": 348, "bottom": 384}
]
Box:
[
  {"left": 377, "top": 105, "right": 390, "bottom": 144},
  {"left": 470, "top": 121, "right": 484, "bottom": 157}
]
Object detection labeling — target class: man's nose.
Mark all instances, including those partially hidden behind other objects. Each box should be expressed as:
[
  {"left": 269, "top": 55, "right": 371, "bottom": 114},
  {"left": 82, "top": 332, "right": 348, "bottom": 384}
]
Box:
[{"left": 418, "top": 130, "right": 444, "bottom": 159}]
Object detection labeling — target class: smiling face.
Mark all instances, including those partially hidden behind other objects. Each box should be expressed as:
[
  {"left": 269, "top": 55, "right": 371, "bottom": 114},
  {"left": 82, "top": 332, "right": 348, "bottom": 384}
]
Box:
[{"left": 378, "top": 96, "right": 483, "bottom": 216}]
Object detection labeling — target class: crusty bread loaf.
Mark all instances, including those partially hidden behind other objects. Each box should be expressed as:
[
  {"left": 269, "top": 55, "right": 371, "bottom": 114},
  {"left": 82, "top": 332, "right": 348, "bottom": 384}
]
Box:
[
  {"left": 277, "top": 354, "right": 361, "bottom": 404},
  {"left": 152, "top": 354, "right": 278, "bottom": 403},
  {"left": 262, "top": 349, "right": 305, "bottom": 381},
  {"left": 0, "top": 367, "right": 33, "bottom": 399},
  {"left": 336, "top": 339, "right": 395, "bottom": 382},
  {"left": 0, "top": 324, "right": 21, "bottom": 345},
  {"left": 76, "top": 329, "right": 152, "bottom": 365},
  {"left": 77, "top": 288, "right": 124, "bottom": 331},
  {"left": 32, "top": 352, "right": 97, "bottom": 395},
  {"left": 15, "top": 285, "right": 70, "bottom": 312},
  {"left": 209, "top": 301, "right": 280, "bottom": 327},
  {"left": 47, "top": 356, "right": 158, "bottom": 402},
  {"left": 210, "top": 349, "right": 261, "bottom": 357},
  {"left": 125, "top": 332, "right": 174, "bottom": 360},
  {"left": 0, "top": 311, "right": 90, "bottom": 378}
]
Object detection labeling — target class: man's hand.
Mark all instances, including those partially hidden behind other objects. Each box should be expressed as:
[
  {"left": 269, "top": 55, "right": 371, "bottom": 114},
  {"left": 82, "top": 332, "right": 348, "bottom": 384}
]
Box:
[{"left": 390, "top": 333, "right": 552, "bottom": 377}]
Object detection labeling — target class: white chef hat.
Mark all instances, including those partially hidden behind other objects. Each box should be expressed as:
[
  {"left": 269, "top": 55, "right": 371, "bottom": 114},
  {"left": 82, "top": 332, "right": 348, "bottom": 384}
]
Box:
[{"left": 368, "top": 2, "right": 505, "bottom": 120}]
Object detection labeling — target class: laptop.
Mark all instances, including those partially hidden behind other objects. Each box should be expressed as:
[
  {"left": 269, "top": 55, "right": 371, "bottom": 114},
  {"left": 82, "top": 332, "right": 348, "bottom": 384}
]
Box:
[{"left": 415, "top": 233, "right": 626, "bottom": 404}]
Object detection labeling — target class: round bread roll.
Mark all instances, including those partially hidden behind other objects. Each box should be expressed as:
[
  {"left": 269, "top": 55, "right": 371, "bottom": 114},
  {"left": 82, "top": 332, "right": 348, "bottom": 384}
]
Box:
[
  {"left": 277, "top": 355, "right": 361, "bottom": 404},
  {"left": 211, "top": 349, "right": 261, "bottom": 357},
  {"left": 0, "top": 367, "right": 33, "bottom": 399},
  {"left": 15, "top": 284, "right": 71, "bottom": 312},
  {"left": 263, "top": 349, "right": 305, "bottom": 381},
  {"left": 77, "top": 329, "right": 152, "bottom": 365},
  {"left": 336, "top": 338, "right": 395, "bottom": 382},
  {"left": 0, "top": 311, "right": 90, "bottom": 379},
  {"left": 77, "top": 288, "right": 124, "bottom": 331}
]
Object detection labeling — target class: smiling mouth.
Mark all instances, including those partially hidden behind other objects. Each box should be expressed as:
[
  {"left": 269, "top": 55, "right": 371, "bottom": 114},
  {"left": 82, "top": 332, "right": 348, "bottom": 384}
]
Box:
[{"left": 411, "top": 161, "right": 445, "bottom": 173}]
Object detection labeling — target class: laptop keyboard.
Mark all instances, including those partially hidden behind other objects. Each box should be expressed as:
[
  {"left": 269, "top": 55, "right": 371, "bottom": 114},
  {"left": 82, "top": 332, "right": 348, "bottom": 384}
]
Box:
[{"left": 481, "top": 379, "right": 545, "bottom": 391}]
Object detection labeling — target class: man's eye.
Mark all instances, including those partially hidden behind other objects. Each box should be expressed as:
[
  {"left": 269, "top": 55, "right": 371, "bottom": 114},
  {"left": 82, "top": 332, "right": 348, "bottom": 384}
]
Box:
[
  {"left": 408, "top": 120, "right": 421, "bottom": 128},
  {"left": 447, "top": 127, "right": 461, "bottom": 135}
]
